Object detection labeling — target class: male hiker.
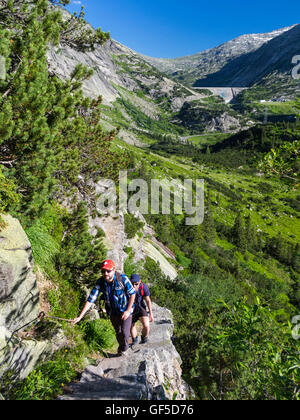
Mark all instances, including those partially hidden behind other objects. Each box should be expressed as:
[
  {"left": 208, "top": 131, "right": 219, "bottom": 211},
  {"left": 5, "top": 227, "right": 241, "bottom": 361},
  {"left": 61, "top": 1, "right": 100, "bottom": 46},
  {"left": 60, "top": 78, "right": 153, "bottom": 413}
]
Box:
[
  {"left": 130, "top": 274, "right": 154, "bottom": 345},
  {"left": 71, "top": 260, "right": 136, "bottom": 356}
]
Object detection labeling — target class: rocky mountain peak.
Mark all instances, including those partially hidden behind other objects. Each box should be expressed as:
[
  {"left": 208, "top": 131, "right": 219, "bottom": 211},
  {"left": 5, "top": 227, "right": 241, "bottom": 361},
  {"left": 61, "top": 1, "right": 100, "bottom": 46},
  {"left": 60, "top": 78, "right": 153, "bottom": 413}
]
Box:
[{"left": 140, "top": 24, "right": 299, "bottom": 90}]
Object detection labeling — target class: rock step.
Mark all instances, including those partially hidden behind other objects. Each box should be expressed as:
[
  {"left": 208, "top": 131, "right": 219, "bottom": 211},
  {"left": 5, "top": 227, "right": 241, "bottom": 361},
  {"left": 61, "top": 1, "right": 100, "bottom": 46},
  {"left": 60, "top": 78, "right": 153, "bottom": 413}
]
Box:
[{"left": 59, "top": 375, "right": 148, "bottom": 400}]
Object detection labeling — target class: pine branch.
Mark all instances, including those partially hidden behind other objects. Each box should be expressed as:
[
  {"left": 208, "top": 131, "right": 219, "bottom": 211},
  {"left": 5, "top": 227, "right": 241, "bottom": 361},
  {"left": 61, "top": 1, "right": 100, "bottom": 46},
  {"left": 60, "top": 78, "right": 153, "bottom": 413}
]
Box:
[{"left": 0, "top": 160, "right": 16, "bottom": 167}]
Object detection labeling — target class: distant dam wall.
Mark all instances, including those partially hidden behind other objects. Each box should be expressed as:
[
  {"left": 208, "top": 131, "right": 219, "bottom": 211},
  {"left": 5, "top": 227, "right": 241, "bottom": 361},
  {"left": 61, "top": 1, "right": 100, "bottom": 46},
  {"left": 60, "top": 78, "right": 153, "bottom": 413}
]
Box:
[{"left": 194, "top": 87, "right": 248, "bottom": 103}]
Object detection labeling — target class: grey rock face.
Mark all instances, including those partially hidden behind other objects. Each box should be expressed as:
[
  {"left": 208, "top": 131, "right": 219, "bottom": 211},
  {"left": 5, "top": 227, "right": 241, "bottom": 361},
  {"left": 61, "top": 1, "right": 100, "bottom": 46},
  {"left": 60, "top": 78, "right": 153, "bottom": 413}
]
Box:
[
  {"left": 0, "top": 214, "right": 39, "bottom": 333},
  {"left": 47, "top": 39, "right": 146, "bottom": 105},
  {"left": 59, "top": 303, "right": 193, "bottom": 400},
  {"left": 0, "top": 215, "right": 65, "bottom": 382}
]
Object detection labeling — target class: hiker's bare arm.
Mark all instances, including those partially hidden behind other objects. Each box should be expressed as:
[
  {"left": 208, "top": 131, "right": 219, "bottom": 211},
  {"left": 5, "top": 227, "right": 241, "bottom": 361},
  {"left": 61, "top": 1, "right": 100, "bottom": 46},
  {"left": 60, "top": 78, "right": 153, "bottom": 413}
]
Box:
[
  {"left": 144, "top": 296, "right": 154, "bottom": 322},
  {"left": 71, "top": 301, "right": 92, "bottom": 325},
  {"left": 122, "top": 294, "right": 136, "bottom": 321}
]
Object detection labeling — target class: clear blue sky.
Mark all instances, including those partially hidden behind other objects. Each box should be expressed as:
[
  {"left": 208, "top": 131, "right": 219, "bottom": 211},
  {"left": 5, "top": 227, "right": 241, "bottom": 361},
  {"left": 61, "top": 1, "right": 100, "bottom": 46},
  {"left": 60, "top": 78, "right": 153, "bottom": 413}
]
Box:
[{"left": 66, "top": 0, "right": 299, "bottom": 58}]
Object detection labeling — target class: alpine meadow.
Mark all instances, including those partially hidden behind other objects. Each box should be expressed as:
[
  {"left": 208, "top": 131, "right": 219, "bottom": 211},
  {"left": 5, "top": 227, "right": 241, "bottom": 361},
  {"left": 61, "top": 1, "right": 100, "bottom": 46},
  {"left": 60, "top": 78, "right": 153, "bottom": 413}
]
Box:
[{"left": 0, "top": 0, "right": 299, "bottom": 401}]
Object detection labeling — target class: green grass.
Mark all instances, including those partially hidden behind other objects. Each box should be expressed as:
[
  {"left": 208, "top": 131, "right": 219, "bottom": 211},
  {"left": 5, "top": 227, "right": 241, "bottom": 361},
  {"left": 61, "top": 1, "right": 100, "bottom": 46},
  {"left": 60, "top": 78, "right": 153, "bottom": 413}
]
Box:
[
  {"left": 186, "top": 133, "right": 231, "bottom": 148},
  {"left": 25, "top": 224, "right": 60, "bottom": 275},
  {"left": 252, "top": 101, "right": 298, "bottom": 115},
  {"left": 215, "top": 238, "right": 235, "bottom": 250},
  {"left": 3, "top": 355, "right": 77, "bottom": 400},
  {"left": 174, "top": 249, "right": 192, "bottom": 268},
  {"left": 80, "top": 319, "right": 118, "bottom": 351},
  {"left": 112, "top": 116, "right": 300, "bottom": 249}
]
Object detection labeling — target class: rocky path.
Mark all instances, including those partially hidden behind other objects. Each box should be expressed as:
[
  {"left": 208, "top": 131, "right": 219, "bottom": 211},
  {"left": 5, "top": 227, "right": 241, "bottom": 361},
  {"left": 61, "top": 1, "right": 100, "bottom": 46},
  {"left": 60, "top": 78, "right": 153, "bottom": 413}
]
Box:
[{"left": 58, "top": 303, "right": 191, "bottom": 400}]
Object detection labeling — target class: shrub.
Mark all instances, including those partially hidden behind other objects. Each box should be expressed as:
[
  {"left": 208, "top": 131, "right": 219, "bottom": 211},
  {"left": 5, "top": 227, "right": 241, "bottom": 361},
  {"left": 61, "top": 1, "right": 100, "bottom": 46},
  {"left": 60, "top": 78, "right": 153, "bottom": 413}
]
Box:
[
  {"left": 0, "top": 167, "right": 19, "bottom": 227},
  {"left": 190, "top": 298, "right": 300, "bottom": 400},
  {"left": 81, "top": 319, "right": 117, "bottom": 351},
  {"left": 3, "top": 355, "right": 77, "bottom": 400},
  {"left": 124, "top": 213, "right": 144, "bottom": 239}
]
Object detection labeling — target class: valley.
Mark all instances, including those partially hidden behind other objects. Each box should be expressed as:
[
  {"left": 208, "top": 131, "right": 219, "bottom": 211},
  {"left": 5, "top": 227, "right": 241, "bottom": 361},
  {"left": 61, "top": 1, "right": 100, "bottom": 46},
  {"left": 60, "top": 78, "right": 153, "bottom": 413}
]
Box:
[
  {"left": 48, "top": 15, "right": 300, "bottom": 395},
  {"left": 86, "top": 24, "right": 300, "bottom": 398},
  {"left": 0, "top": 2, "right": 299, "bottom": 400}
]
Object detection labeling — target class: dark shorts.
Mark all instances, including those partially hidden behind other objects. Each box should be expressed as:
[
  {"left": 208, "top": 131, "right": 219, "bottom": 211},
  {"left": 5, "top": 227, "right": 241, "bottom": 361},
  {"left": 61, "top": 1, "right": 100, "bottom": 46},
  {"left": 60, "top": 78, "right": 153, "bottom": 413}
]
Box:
[{"left": 132, "top": 307, "right": 148, "bottom": 324}]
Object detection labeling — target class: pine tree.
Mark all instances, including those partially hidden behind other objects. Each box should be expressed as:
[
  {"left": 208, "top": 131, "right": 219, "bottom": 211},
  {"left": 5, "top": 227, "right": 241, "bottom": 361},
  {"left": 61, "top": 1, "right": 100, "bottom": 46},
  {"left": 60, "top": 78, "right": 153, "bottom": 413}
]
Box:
[
  {"left": 202, "top": 194, "right": 216, "bottom": 243},
  {"left": 245, "top": 215, "right": 256, "bottom": 251},
  {"left": 0, "top": 166, "right": 19, "bottom": 227},
  {"left": 275, "top": 233, "right": 285, "bottom": 262},
  {"left": 292, "top": 243, "right": 300, "bottom": 273},
  {"left": 185, "top": 224, "right": 203, "bottom": 244},
  {"left": 0, "top": 0, "right": 129, "bottom": 224},
  {"left": 58, "top": 3, "right": 110, "bottom": 51},
  {"left": 56, "top": 201, "right": 106, "bottom": 288},
  {"left": 232, "top": 212, "right": 247, "bottom": 251}
]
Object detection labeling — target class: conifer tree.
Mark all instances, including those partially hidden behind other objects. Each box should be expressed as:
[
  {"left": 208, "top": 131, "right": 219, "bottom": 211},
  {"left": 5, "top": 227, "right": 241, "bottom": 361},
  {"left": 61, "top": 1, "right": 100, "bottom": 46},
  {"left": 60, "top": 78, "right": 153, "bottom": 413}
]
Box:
[
  {"left": 185, "top": 224, "right": 203, "bottom": 244},
  {"left": 245, "top": 215, "right": 256, "bottom": 251},
  {"left": 202, "top": 193, "right": 216, "bottom": 243},
  {"left": 56, "top": 201, "right": 106, "bottom": 288},
  {"left": 232, "top": 212, "right": 247, "bottom": 251},
  {"left": 292, "top": 243, "right": 300, "bottom": 273},
  {"left": 275, "top": 233, "right": 285, "bottom": 262},
  {"left": 0, "top": 0, "right": 129, "bottom": 224},
  {"left": 0, "top": 166, "right": 19, "bottom": 227}
]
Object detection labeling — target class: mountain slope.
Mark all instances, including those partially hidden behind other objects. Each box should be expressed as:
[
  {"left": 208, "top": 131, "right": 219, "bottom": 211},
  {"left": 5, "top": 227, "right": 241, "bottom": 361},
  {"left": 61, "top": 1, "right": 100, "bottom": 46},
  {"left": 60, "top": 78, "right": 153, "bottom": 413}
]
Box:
[
  {"left": 194, "top": 24, "right": 300, "bottom": 88},
  {"left": 47, "top": 32, "right": 248, "bottom": 141},
  {"left": 140, "top": 25, "right": 296, "bottom": 86}
]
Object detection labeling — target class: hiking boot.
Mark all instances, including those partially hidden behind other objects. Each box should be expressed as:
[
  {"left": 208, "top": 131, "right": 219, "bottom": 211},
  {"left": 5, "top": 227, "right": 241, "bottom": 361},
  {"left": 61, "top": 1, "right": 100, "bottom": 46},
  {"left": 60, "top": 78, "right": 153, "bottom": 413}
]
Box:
[
  {"left": 132, "top": 337, "right": 138, "bottom": 345},
  {"left": 141, "top": 336, "right": 149, "bottom": 344},
  {"left": 117, "top": 348, "right": 129, "bottom": 357}
]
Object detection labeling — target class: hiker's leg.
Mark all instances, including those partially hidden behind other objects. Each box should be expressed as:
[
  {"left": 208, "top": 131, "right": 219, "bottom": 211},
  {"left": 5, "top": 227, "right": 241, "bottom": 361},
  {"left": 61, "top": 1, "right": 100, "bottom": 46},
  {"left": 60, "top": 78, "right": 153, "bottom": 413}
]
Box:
[
  {"left": 121, "top": 315, "right": 132, "bottom": 352},
  {"left": 140, "top": 316, "right": 150, "bottom": 339},
  {"left": 110, "top": 315, "right": 123, "bottom": 351},
  {"left": 131, "top": 312, "right": 139, "bottom": 342},
  {"left": 131, "top": 321, "right": 137, "bottom": 340}
]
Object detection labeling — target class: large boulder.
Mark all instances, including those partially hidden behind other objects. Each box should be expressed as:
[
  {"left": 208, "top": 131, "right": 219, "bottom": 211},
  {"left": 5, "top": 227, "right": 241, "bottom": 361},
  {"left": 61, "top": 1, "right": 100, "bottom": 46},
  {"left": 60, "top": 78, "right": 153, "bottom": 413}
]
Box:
[
  {"left": 0, "top": 214, "right": 64, "bottom": 382},
  {"left": 0, "top": 214, "right": 39, "bottom": 333}
]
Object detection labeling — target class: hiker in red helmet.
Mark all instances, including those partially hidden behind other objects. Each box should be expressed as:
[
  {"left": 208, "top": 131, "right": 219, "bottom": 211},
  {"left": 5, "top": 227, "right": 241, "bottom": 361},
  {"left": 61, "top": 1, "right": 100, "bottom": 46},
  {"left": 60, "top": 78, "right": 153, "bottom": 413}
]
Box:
[
  {"left": 71, "top": 260, "right": 136, "bottom": 356},
  {"left": 130, "top": 274, "right": 154, "bottom": 345}
]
